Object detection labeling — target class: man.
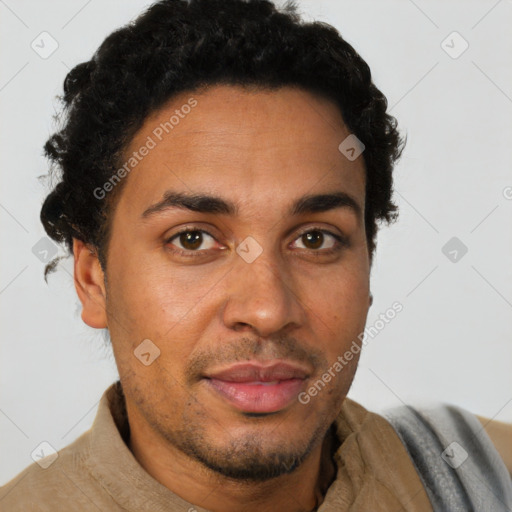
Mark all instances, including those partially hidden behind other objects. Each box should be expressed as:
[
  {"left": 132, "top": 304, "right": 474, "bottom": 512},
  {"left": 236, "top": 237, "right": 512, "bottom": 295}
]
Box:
[{"left": 1, "top": 0, "right": 510, "bottom": 510}]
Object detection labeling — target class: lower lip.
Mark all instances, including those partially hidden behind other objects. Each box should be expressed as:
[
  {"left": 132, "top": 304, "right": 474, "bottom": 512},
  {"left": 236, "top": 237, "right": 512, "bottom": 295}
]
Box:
[{"left": 206, "top": 378, "right": 305, "bottom": 413}]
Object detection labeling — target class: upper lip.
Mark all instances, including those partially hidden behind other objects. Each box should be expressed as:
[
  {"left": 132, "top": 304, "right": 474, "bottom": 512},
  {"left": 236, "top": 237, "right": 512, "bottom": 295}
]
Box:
[{"left": 204, "top": 361, "right": 310, "bottom": 383}]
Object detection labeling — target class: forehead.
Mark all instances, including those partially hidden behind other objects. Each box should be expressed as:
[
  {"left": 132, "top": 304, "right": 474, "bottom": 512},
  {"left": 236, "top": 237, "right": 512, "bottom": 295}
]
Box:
[{"left": 115, "top": 85, "right": 366, "bottom": 218}]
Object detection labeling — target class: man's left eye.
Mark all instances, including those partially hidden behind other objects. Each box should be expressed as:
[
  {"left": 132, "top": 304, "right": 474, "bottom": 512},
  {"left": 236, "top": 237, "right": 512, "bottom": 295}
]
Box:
[{"left": 292, "top": 230, "right": 340, "bottom": 251}]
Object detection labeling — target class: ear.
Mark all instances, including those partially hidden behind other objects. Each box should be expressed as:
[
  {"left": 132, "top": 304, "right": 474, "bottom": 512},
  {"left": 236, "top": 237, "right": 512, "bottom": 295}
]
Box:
[{"left": 73, "top": 238, "right": 108, "bottom": 328}]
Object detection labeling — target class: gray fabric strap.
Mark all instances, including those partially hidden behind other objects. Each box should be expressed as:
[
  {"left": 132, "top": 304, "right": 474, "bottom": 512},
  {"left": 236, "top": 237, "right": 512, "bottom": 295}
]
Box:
[{"left": 383, "top": 403, "right": 512, "bottom": 512}]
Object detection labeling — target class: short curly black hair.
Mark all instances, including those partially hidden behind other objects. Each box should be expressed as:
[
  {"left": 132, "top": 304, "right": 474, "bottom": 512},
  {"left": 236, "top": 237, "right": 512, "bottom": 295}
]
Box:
[{"left": 40, "top": 0, "right": 405, "bottom": 279}]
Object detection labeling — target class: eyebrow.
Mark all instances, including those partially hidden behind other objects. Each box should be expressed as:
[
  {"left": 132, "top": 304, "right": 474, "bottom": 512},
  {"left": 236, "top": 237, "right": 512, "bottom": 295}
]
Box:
[{"left": 141, "top": 190, "right": 362, "bottom": 220}]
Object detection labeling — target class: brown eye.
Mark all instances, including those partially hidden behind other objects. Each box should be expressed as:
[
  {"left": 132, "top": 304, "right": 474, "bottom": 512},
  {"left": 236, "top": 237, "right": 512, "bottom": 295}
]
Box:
[
  {"left": 167, "top": 230, "right": 217, "bottom": 252},
  {"left": 302, "top": 231, "right": 324, "bottom": 249},
  {"left": 179, "top": 231, "right": 202, "bottom": 250},
  {"left": 294, "top": 229, "right": 338, "bottom": 251}
]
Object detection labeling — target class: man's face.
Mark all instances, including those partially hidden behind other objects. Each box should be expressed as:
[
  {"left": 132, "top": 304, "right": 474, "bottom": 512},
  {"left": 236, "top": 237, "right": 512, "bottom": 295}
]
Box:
[{"left": 90, "top": 85, "right": 370, "bottom": 480}]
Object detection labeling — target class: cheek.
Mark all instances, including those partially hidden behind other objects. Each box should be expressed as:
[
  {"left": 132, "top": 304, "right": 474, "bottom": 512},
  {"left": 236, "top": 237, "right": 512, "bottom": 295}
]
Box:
[
  {"left": 303, "top": 266, "right": 369, "bottom": 367},
  {"left": 309, "top": 266, "right": 369, "bottom": 321},
  {"left": 106, "top": 264, "right": 214, "bottom": 371},
  {"left": 108, "top": 259, "right": 191, "bottom": 326}
]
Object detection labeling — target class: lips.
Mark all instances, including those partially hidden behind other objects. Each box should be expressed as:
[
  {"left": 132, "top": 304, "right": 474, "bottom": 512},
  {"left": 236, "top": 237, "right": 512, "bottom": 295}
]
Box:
[
  {"left": 205, "top": 362, "right": 309, "bottom": 382},
  {"left": 203, "top": 362, "right": 310, "bottom": 413}
]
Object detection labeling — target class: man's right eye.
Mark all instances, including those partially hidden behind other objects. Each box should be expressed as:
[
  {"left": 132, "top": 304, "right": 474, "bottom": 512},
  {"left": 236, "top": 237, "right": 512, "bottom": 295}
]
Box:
[{"left": 165, "top": 229, "right": 219, "bottom": 256}]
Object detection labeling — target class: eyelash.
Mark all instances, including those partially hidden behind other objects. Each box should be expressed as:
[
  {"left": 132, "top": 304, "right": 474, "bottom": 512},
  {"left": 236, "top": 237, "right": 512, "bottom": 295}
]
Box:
[{"left": 164, "top": 227, "right": 349, "bottom": 258}]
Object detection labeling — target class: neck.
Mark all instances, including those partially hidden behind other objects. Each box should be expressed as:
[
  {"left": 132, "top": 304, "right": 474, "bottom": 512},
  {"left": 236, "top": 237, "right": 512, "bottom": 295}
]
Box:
[{"left": 127, "top": 421, "right": 337, "bottom": 512}]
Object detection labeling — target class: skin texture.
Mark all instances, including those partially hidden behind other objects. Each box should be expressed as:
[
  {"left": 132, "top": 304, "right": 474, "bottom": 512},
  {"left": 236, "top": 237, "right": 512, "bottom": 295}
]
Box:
[{"left": 73, "top": 84, "right": 371, "bottom": 512}]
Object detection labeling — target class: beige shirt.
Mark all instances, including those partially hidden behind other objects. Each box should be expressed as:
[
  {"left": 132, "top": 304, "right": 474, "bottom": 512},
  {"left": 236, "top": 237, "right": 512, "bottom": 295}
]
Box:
[{"left": 0, "top": 380, "right": 435, "bottom": 511}]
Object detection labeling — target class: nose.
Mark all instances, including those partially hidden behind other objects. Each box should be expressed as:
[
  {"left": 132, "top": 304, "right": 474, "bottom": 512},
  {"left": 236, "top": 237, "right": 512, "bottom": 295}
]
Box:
[{"left": 222, "top": 244, "right": 306, "bottom": 338}]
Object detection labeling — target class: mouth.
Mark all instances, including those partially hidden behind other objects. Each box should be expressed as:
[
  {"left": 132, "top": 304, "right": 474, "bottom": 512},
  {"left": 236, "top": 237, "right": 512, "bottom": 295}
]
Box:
[{"left": 203, "top": 361, "right": 310, "bottom": 414}]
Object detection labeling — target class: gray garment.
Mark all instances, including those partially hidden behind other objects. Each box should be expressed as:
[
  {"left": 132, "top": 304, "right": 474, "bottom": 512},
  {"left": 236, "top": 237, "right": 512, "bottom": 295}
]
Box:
[{"left": 383, "top": 403, "right": 512, "bottom": 512}]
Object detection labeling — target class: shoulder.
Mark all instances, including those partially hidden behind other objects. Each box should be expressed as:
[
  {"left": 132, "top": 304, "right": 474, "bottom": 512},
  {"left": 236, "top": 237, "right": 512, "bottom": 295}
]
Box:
[
  {"left": 0, "top": 430, "right": 118, "bottom": 511},
  {"left": 382, "top": 401, "right": 512, "bottom": 511},
  {"left": 475, "top": 414, "right": 512, "bottom": 476}
]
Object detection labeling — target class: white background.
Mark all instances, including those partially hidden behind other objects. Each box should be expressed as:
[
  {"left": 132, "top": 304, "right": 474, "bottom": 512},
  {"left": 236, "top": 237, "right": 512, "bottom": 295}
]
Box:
[{"left": 1, "top": 0, "right": 511, "bottom": 486}]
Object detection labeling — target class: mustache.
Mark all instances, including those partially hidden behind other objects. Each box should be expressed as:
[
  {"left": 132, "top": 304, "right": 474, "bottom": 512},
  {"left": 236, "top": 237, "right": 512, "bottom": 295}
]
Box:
[{"left": 185, "top": 335, "right": 327, "bottom": 384}]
